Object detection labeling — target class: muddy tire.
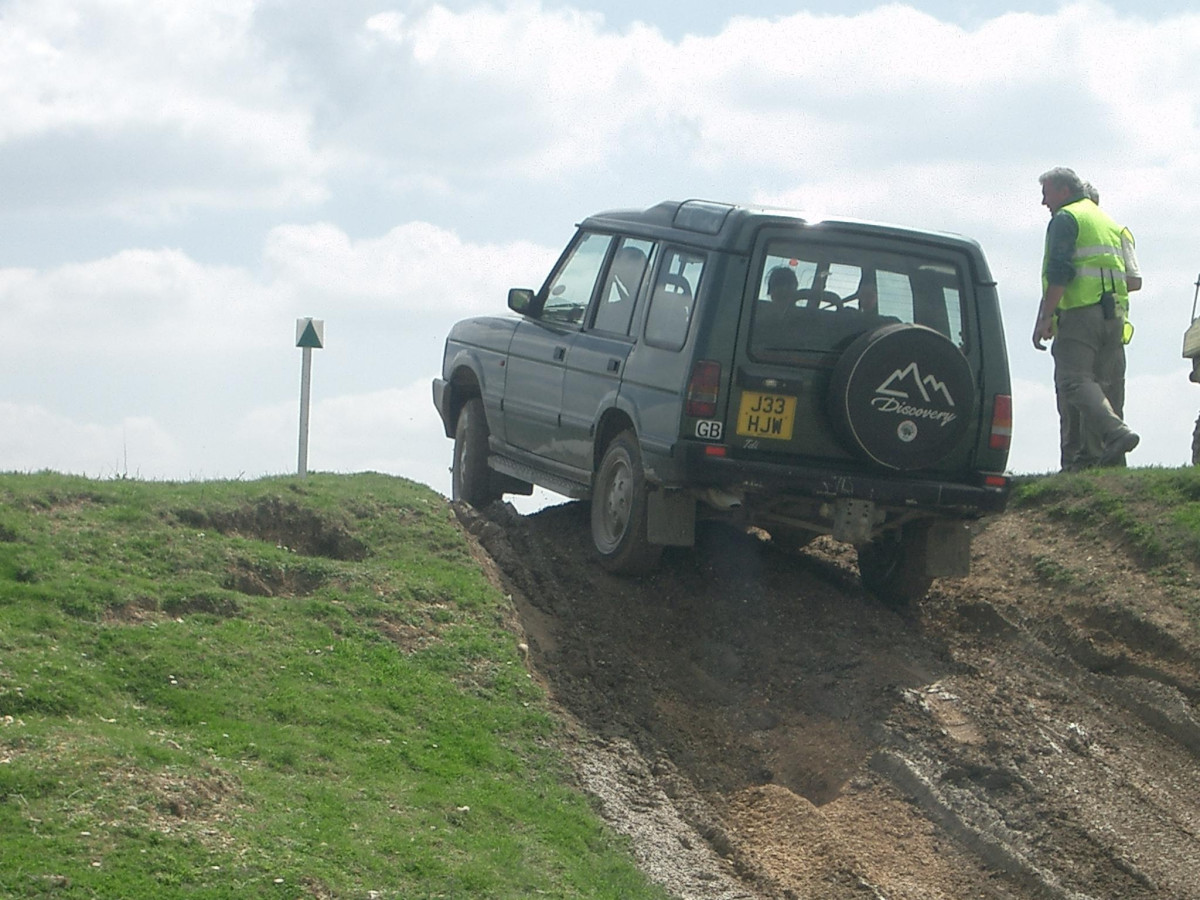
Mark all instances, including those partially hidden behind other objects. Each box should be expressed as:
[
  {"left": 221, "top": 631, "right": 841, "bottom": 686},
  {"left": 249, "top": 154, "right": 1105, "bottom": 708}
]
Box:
[
  {"left": 829, "top": 324, "right": 975, "bottom": 470},
  {"left": 857, "top": 524, "right": 933, "bottom": 607},
  {"left": 452, "top": 398, "right": 502, "bottom": 507},
  {"left": 590, "top": 431, "right": 662, "bottom": 574}
]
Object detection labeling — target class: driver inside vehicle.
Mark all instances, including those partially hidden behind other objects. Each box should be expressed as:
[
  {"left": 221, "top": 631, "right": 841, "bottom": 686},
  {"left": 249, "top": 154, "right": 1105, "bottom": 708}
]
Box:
[{"left": 766, "top": 265, "right": 799, "bottom": 305}]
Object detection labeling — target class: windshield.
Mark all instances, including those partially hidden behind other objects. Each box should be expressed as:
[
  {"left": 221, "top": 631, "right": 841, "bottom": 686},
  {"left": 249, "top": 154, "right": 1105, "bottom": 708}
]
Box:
[{"left": 749, "top": 237, "right": 968, "bottom": 361}]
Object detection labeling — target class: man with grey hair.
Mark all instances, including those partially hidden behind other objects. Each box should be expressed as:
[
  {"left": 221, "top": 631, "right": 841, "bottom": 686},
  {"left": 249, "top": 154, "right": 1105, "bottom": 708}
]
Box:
[{"left": 1034, "top": 166, "right": 1139, "bottom": 469}]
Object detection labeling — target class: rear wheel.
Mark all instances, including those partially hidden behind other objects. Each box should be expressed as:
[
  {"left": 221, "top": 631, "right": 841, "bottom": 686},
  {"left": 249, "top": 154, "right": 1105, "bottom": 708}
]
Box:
[
  {"left": 591, "top": 431, "right": 661, "bottom": 574},
  {"left": 452, "top": 398, "right": 502, "bottom": 507},
  {"left": 768, "top": 526, "right": 818, "bottom": 554},
  {"left": 857, "top": 524, "right": 933, "bottom": 607}
]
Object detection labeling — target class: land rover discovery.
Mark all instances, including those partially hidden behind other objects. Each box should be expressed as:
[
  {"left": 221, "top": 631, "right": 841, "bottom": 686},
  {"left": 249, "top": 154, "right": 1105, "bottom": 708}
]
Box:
[{"left": 432, "top": 199, "right": 1013, "bottom": 604}]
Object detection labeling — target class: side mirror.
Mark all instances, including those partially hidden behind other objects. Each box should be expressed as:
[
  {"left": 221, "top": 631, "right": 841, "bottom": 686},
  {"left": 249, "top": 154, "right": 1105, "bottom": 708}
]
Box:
[{"left": 508, "top": 288, "right": 535, "bottom": 315}]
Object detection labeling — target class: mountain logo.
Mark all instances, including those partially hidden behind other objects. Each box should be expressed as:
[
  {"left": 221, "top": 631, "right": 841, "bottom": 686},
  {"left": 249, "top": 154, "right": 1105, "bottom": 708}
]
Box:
[
  {"left": 871, "top": 362, "right": 958, "bottom": 427},
  {"left": 875, "top": 362, "right": 955, "bottom": 407}
]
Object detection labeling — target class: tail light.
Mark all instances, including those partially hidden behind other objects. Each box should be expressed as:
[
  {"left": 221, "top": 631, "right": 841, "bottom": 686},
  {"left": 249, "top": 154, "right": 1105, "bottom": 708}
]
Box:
[
  {"left": 989, "top": 394, "right": 1012, "bottom": 452},
  {"left": 685, "top": 360, "right": 721, "bottom": 418}
]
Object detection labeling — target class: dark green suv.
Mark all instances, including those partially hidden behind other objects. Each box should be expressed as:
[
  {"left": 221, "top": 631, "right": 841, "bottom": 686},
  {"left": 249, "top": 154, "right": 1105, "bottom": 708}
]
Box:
[{"left": 433, "top": 200, "right": 1013, "bottom": 603}]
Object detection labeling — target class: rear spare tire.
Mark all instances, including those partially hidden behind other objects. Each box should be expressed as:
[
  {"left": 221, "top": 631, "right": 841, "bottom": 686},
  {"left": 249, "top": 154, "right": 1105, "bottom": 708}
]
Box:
[{"left": 829, "top": 323, "right": 975, "bottom": 470}]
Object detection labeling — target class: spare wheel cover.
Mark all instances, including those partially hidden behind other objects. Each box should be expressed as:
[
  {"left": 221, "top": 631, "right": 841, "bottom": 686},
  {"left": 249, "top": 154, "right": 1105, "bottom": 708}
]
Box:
[{"left": 829, "top": 323, "right": 975, "bottom": 470}]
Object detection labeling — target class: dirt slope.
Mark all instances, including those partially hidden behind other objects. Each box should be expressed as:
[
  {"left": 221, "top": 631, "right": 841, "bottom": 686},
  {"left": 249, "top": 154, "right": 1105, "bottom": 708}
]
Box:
[{"left": 455, "top": 500, "right": 1200, "bottom": 900}]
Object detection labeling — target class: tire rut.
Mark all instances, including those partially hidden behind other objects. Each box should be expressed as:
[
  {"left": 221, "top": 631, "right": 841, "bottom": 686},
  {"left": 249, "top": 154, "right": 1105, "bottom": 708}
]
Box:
[{"left": 455, "top": 500, "right": 1200, "bottom": 899}]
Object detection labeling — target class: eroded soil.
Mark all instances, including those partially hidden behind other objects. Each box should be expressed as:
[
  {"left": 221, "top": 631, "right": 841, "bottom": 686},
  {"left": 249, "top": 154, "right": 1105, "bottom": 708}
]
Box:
[{"left": 456, "top": 501, "right": 1200, "bottom": 900}]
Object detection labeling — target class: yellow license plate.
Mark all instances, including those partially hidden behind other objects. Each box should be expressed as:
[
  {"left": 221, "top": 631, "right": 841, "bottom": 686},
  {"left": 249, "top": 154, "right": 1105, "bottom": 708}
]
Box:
[{"left": 736, "top": 391, "right": 796, "bottom": 440}]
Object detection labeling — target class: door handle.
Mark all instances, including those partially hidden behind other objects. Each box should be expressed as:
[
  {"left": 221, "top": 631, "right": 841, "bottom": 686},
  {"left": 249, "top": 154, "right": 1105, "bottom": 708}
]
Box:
[
  {"left": 607, "top": 358, "right": 621, "bottom": 373},
  {"left": 553, "top": 346, "right": 566, "bottom": 361}
]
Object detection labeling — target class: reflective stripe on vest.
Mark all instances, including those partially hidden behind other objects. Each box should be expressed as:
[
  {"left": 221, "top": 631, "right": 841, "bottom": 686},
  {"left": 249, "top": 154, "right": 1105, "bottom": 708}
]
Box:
[{"left": 1047, "top": 198, "right": 1127, "bottom": 312}]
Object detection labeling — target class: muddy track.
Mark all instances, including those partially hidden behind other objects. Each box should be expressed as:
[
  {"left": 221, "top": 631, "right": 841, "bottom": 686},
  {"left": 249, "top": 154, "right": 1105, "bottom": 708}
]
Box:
[{"left": 455, "top": 501, "right": 1200, "bottom": 900}]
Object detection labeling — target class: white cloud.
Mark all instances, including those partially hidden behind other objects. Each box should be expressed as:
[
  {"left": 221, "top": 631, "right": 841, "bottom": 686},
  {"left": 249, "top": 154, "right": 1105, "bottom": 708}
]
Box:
[
  {"left": 4, "top": 250, "right": 287, "bottom": 357},
  {"left": 0, "top": 402, "right": 184, "bottom": 479},
  {"left": 347, "top": 1, "right": 1200, "bottom": 192},
  {"left": 262, "top": 221, "right": 557, "bottom": 313},
  {"left": 1008, "top": 367, "right": 1196, "bottom": 476},
  {"left": 2, "top": 221, "right": 556, "bottom": 366},
  {"left": 4, "top": 0, "right": 1200, "bottom": 495},
  {"left": 0, "top": 0, "right": 326, "bottom": 218},
  {"left": 1007, "top": 376, "right": 1060, "bottom": 475},
  {"left": 1123, "top": 367, "right": 1197, "bottom": 469}
]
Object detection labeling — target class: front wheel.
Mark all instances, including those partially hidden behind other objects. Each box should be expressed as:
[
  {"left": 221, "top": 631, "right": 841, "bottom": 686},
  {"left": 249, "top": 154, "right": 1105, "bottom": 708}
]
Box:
[
  {"left": 452, "top": 398, "right": 502, "bottom": 507},
  {"left": 857, "top": 524, "right": 933, "bottom": 607},
  {"left": 590, "top": 431, "right": 661, "bottom": 574}
]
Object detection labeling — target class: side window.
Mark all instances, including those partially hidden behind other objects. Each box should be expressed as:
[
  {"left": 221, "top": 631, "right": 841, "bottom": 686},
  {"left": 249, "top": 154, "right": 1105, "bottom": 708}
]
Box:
[
  {"left": 876, "top": 270, "right": 914, "bottom": 319},
  {"left": 911, "top": 267, "right": 965, "bottom": 347},
  {"left": 644, "top": 248, "right": 705, "bottom": 350},
  {"left": 592, "top": 238, "right": 654, "bottom": 336},
  {"left": 542, "top": 232, "right": 613, "bottom": 327}
]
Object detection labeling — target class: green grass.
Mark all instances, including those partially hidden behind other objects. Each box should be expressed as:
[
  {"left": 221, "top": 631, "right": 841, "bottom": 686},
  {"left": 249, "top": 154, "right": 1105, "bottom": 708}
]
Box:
[{"left": 0, "top": 472, "right": 668, "bottom": 899}]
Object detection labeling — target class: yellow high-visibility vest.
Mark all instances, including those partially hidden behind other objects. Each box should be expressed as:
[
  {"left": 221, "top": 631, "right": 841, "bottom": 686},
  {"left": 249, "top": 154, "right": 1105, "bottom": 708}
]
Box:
[{"left": 1042, "top": 197, "right": 1127, "bottom": 312}]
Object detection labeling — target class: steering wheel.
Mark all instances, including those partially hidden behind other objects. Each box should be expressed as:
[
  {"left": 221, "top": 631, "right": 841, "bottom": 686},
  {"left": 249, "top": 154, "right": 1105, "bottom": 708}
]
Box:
[{"left": 816, "top": 290, "right": 844, "bottom": 310}]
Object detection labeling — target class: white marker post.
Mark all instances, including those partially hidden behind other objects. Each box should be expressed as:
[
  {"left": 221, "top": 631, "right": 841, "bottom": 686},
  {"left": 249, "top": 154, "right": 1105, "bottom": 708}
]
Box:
[{"left": 295, "top": 317, "right": 325, "bottom": 477}]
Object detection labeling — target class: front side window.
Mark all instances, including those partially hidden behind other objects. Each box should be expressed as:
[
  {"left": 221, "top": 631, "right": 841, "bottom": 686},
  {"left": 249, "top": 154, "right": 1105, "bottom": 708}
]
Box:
[
  {"left": 644, "top": 248, "right": 705, "bottom": 350},
  {"left": 541, "top": 232, "right": 613, "bottom": 327},
  {"left": 751, "top": 238, "right": 969, "bottom": 360}
]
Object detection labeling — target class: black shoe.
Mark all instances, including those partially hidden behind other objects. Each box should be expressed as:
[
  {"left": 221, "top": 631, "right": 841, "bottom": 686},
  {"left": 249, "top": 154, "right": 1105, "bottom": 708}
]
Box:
[{"left": 1100, "top": 430, "right": 1139, "bottom": 466}]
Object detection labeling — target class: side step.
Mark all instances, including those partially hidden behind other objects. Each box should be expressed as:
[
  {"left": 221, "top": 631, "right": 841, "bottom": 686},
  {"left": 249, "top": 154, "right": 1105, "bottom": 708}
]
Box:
[{"left": 489, "top": 455, "right": 590, "bottom": 500}]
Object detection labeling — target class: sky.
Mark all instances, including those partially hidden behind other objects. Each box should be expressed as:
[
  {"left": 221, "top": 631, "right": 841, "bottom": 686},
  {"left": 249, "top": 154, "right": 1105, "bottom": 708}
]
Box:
[{"left": 3, "top": 0, "right": 1200, "bottom": 506}]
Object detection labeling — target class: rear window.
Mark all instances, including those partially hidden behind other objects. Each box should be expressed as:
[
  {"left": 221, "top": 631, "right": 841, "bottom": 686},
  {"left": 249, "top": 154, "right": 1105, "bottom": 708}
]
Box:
[{"left": 750, "top": 238, "right": 968, "bottom": 361}]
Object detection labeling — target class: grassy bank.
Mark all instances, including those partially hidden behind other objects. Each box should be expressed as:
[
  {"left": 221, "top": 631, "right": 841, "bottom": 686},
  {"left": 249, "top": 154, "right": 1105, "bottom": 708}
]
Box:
[
  {"left": 1013, "top": 465, "right": 1200, "bottom": 626},
  {"left": 0, "top": 472, "right": 667, "bottom": 900}
]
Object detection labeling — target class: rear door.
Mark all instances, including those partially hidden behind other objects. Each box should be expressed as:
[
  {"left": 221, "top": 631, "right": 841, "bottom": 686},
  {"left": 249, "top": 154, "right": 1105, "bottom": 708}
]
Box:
[
  {"left": 618, "top": 246, "right": 708, "bottom": 456},
  {"left": 731, "top": 229, "right": 980, "bottom": 472}
]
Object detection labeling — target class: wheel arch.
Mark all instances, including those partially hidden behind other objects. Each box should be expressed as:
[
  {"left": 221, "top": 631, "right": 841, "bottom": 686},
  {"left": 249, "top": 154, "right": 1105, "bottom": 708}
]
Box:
[
  {"left": 442, "top": 364, "right": 484, "bottom": 438},
  {"left": 593, "top": 408, "right": 636, "bottom": 474}
]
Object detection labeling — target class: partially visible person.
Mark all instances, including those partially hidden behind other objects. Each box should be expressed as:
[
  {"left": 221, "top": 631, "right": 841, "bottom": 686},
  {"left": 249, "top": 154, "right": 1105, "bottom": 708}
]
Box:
[
  {"left": 854, "top": 271, "right": 879, "bottom": 315},
  {"left": 1056, "top": 181, "right": 1143, "bottom": 470},
  {"left": 1033, "top": 167, "right": 1139, "bottom": 470},
  {"left": 766, "top": 265, "right": 798, "bottom": 305},
  {"left": 1087, "top": 182, "right": 1143, "bottom": 312}
]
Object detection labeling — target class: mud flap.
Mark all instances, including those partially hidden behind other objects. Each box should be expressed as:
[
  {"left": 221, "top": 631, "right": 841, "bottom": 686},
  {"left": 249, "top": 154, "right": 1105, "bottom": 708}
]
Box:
[
  {"left": 646, "top": 489, "right": 696, "bottom": 547},
  {"left": 922, "top": 520, "right": 972, "bottom": 578}
]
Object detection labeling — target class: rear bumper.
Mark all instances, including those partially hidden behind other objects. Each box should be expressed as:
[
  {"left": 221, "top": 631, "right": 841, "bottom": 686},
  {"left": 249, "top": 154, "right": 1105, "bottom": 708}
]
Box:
[{"left": 667, "top": 442, "right": 1010, "bottom": 515}]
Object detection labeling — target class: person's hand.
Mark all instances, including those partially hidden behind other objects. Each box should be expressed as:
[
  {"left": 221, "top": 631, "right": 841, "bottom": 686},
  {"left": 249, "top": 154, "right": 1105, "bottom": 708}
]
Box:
[{"left": 1032, "top": 316, "right": 1053, "bottom": 351}]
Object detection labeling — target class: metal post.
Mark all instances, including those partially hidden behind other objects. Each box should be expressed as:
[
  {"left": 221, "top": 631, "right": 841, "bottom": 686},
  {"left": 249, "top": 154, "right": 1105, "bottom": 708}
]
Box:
[
  {"left": 294, "top": 317, "right": 323, "bottom": 477},
  {"left": 298, "top": 346, "right": 313, "bottom": 477}
]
